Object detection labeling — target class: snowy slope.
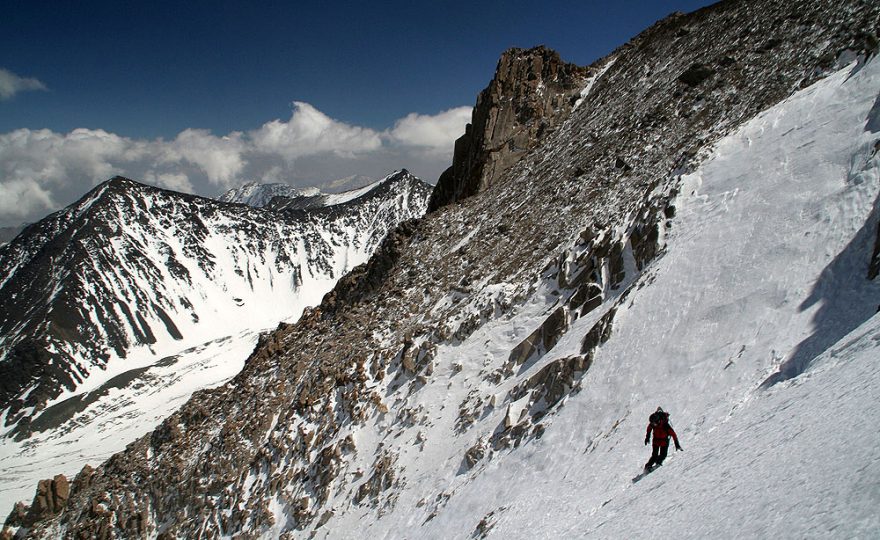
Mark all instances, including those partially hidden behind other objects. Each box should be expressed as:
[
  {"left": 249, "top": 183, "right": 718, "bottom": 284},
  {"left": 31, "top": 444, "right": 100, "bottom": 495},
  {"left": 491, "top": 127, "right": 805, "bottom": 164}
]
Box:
[
  {"left": 310, "top": 56, "right": 880, "bottom": 539},
  {"left": 0, "top": 330, "right": 260, "bottom": 524},
  {"left": 322, "top": 182, "right": 388, "bottom": 206},
  {"left": 260, "top": 176, "right": 397, "bottom": 212},
  {"left": 475, "top": 55, "right": 880, "bottom": 539},
  {"left": 576, "top": 314, "right": 880, "bottom": 538}
]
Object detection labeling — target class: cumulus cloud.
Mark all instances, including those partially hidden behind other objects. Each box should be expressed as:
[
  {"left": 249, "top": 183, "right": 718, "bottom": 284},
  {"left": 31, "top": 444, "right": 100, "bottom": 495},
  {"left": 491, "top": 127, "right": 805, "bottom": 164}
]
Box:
[
  {"left": 169, "top": 129, "right": 247, "bottom": 187},
  {"left": 251, "top": 102, "right": 382, "bottom": 160},
  {"left": 143, "top": 172, "right": 194, "bottom": 193},
  {"left": 0, "top": 178, "right": 55, "bottom": 220},
  {"left": 0, "top": 68, "right": 47, "bottom": 100},
  {"left": 0, "top": 101, "right": 470, "bottom": 225},
  {"left": 386, "top": 106, "right": 471, "bottom": 155},
  {"left": 0, "top": 128, "right": 138, "bottom": 186}
]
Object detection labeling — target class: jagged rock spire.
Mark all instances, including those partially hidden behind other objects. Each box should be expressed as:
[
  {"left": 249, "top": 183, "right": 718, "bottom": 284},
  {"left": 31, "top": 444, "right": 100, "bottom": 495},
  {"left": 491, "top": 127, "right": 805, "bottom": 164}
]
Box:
[{"left": 428, "top": 46, "right": 589, "bottom": 211}]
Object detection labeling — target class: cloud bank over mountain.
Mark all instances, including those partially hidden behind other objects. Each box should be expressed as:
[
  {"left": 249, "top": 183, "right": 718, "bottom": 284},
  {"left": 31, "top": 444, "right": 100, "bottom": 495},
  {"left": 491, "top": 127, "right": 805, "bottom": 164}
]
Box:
[{"left": 0, "top": 102, "right": 469, "bottom": 226}]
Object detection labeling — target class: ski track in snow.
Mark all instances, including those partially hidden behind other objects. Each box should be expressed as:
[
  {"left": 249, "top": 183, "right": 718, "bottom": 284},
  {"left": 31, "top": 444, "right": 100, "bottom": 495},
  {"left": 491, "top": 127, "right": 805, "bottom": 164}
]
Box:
[{"left": 312, "top": 58, "right": 880, "bottom": 538}]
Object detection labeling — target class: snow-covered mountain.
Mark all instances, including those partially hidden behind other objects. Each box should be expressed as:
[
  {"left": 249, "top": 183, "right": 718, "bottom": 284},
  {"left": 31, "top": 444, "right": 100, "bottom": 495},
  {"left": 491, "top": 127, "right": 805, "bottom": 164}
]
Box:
[
  {"left": 319, "top": 174, "right": 375, "bottom": 194},
  {"left": 218, "top": 182, "right": 320, "bottom": 208},
  {"left": 0, "top": 170, "right": 430, "bottom": 439},
  {"left": 219, "top": 177, "right": 398, "bottom": 213},
  {"left": 7, "top": 0, "right": 880, "bottom": 537},
  {"left": 0, "top": 169, "right": 431, "bottom": 525}
]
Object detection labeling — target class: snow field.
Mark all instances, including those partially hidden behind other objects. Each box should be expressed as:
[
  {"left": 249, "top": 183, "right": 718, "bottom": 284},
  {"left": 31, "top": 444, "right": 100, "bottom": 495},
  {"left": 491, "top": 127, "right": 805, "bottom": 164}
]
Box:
[
  {"left": 482, "top": 56, "right": 880, "bottom": 538},
  {"left": 309, "top": 57, "right": 880, "bottom": 538},
  {"left": 0, "top": 329, "right": 259, "bottom": 521}
]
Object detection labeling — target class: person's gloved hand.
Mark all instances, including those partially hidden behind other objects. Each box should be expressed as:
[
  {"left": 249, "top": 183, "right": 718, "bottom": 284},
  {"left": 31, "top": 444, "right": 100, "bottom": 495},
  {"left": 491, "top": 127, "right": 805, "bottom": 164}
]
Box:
[
  {"left": 675, "top": 444, "right": 683, "bottom": 451},
  {"left": 644, "top": 437, "right": 650, "bottom": 446}
]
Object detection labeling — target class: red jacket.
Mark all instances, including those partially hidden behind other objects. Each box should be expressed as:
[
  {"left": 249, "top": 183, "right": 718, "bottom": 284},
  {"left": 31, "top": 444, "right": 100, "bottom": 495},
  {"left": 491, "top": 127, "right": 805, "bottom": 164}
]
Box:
[{"left": 646, "top": 421, "right": 679, "bottom": 448}]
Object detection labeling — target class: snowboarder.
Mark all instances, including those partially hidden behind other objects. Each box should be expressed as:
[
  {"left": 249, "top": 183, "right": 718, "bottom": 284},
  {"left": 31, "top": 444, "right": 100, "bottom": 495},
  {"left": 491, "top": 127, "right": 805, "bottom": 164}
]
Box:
[{"left": 644, "top": 407, "right": 682, "bottom": 471}]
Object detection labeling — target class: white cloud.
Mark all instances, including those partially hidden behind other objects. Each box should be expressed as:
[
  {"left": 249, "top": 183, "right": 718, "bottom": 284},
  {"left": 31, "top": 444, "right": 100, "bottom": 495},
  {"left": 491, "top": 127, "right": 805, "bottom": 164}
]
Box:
[
  {"left": 250, "top": 102, "right": 382, "bottom": 160},
  {"left": 0, "top": 178, "right": 55, "bottom": 220},
  {"left": 0, "top": 127, "right": 241, "bottom": 191},
  {"left": 0, "top": 128, "right": 135, "bottom": 186},
  {"left": 0, "top": 101, "right": 470, "bottom": 225},
  {"left": 169, "top": 129, "right": 247, "bottom": 187},
  {"left": 0, "top": 68, "right": 47, "bottom": 100},
  {"left": 143, "top": 172, "right": 194, "bottom": 193},
  {"left": 386, "top": 106, "right": 471, "bottom": 155}
]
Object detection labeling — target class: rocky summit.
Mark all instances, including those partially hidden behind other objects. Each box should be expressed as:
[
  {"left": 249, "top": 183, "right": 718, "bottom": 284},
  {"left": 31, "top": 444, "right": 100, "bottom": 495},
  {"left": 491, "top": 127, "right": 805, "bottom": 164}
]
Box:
[{"left": 5, "top": 0, "right": 880, "bottom": 538}]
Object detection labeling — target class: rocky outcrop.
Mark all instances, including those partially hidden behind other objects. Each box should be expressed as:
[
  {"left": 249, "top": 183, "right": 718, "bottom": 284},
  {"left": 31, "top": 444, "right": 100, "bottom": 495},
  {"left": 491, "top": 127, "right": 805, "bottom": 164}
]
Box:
[
  {"left": 429, "top": 46, "right": 589, "bottom": 211},
  {"left": 3, "top": 474, "right": 71, "bottom": 530},
  {"left": 507, "top": 306, "right": 567, "bottom": 366},
  {"left": 31, "top": 475, "right": 70, "bottom": 518}
]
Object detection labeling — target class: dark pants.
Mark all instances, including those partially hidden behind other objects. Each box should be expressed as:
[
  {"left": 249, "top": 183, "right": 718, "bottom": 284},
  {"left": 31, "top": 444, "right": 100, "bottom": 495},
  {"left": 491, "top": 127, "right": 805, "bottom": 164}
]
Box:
[{"left": 645, "top": 444, "right": 668, "bottom": 469}]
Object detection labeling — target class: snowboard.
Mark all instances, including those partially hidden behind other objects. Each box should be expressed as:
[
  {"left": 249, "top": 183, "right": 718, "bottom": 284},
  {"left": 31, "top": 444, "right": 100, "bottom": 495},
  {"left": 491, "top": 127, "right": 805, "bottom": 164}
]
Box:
[{"left": 631, "top": 464, "right": 659, "bottom": 483}]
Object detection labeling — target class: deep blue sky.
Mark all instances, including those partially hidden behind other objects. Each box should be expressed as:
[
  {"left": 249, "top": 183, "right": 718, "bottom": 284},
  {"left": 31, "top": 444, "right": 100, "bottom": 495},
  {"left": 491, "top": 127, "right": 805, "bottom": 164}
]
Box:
[{"left": 1, "top": 0, "right": 716, "bottom": 138}]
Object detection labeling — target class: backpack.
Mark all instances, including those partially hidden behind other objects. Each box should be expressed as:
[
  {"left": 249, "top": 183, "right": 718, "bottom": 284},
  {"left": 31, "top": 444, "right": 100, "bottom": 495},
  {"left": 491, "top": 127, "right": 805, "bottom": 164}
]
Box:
[{"left": 649, "top": 408, "right": 669, "bottom": 426}]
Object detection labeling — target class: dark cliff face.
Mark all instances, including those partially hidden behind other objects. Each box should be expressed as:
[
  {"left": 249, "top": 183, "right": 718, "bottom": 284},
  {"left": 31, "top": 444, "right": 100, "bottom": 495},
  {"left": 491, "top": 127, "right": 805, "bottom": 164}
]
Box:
[
  {"left": 428, "top": 46, "right": 589, "bottom": 211},
  {"left": 14, "top": 0, "right": 880, "bottom": 537}
]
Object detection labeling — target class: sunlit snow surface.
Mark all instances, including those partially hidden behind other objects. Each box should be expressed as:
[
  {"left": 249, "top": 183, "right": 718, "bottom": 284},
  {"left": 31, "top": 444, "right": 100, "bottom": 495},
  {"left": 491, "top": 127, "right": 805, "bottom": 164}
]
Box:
[{"left": 311, "top": 59, "right": 880, "bottom": 537}]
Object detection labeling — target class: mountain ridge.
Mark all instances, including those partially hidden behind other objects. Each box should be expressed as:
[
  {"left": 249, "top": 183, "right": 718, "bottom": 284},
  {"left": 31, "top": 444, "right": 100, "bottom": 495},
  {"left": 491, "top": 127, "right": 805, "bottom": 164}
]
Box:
[
  {"left": 219, "top": 175, "right": 381, "bottom": 210},
  {"left": 0, "top": 170, "right": 431, "bottom": 440},
  {"left": 218, "top": 182, "right": 320, "bottom": 208}
]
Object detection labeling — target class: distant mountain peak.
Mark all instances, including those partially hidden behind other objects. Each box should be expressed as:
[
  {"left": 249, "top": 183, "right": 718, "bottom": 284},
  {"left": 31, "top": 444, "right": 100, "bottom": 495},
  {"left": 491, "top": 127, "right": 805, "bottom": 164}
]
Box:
[
  {"left": 218, "top": 181, "right": 319, "bottom": 208},
  {"left": 218, "top": 173, "right": 401, "bottom": 209}
]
